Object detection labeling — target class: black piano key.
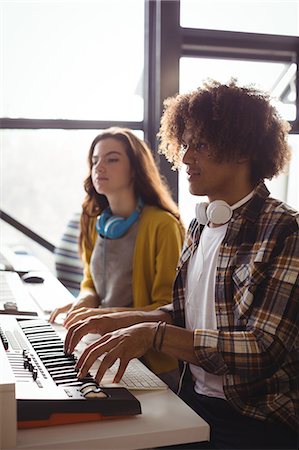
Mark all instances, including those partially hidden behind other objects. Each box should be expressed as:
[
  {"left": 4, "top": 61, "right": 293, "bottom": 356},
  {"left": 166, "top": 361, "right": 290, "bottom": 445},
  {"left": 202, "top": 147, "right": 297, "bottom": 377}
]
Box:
[
  {"left": 55, "top": 380, "right": 83, "bottom": 386},
  {"left": 20, "top": 321, "right": 53, "bottom": 329},
  {"left": 22, "top": 326, "right": 55, "bottom": 334},
  {"left": 27, "top": 336, "right": 61, "bottom": 343},
  {"left": 43, "top": 360, "right": 76, "bottom": 369},
  {"left": 30, "top": 336, "right": 62, "bottom": 347},
  {"left": 32, "top": 342, "right": 63, "bottom": 350},
  {"left": 26, "top": 329, "right": 59, "bottom": 335},
  {"left": 37, "top": 352, "right": 76, "bottom": 361},
  {"left": 50, "top": 367, "right": 78, "bottom": 375},
  {"left": 51, "top": 372, "right": 79, "bottom": 382},
  {"left": 26, "top": 334, "right": 58, "bottom": 341}
]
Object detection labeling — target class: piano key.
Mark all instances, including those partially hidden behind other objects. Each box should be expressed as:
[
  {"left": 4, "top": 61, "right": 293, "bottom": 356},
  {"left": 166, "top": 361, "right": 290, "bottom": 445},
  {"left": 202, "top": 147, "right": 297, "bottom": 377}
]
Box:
[
  {"left": 27, "top": 336, "right": 61, "bottom": 344},
  {"left": 43, "top": 360, "right": 76, "bottom": 369},
  {"left": 32, "top": 342, "right": 63, "bottom": 350},
  {"left": 51, "top": 373, "right": 79, "bottom": 382},
  {"left": 37, "top": 352, "right": 76, "bottom": 361}
]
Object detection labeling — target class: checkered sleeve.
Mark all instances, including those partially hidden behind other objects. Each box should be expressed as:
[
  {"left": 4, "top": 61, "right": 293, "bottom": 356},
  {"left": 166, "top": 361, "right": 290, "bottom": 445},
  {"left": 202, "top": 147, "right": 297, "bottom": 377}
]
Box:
[{"left": 193, "top": 227, "right": 299, "bottom": 376}]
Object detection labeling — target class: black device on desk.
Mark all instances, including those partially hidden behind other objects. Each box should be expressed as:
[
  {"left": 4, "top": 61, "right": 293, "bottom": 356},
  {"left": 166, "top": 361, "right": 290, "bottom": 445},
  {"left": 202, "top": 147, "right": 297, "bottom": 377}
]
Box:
[
  {"left": 21, "top": 272, "right": 45, "bottom": 284},
  {"left": 0, "top": 316, "right": 141, "bottom": 428}
]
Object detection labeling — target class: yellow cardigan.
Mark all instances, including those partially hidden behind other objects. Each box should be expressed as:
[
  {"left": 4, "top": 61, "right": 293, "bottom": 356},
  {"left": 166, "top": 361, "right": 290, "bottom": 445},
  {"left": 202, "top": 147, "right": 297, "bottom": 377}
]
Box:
[{"left": 80, "top": 205, "right": 184, "bottom": 373}]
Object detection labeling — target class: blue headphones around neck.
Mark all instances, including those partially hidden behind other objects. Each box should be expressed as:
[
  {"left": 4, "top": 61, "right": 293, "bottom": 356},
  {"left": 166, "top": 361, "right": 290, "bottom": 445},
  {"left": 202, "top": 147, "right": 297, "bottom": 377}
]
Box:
[{"left": 96, "top": 197, "right": 144, "bottom": 239}]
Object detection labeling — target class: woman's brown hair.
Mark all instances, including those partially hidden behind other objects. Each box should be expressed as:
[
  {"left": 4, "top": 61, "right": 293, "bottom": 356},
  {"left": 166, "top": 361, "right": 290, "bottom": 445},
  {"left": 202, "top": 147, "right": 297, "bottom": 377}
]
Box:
[
  {"left": 80, "top": 127, "right": 184, "bottom": 252},
  {"left": 158, "top": 79, "right": 291, "bottom": 185}
]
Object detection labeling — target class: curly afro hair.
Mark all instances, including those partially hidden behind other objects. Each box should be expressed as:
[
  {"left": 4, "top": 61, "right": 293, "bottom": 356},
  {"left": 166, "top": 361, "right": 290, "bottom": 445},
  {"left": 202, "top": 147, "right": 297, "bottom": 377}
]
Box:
[{"left": 158, "top": 79, "right": 291, "bottom": 185}]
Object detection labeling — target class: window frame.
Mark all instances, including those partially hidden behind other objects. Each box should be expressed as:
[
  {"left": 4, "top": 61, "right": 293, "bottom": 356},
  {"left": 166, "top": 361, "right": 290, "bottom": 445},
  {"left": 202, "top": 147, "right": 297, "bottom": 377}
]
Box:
[{"left": 1, "top": 0, "right": 298, "bottom": 216}]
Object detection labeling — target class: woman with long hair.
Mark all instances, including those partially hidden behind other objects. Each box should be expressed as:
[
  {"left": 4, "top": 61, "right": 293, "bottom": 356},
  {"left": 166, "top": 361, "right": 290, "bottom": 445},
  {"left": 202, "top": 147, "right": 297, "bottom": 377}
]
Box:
[{"left": 50, "top": 127, "right": 184, "bottom": 377}]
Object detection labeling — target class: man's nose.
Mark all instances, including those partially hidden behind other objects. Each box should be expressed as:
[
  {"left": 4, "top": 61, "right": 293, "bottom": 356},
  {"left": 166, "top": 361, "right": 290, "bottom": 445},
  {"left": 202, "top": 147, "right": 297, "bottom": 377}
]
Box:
[{"left": 182, "top": 146, "right": 194, "bottom": 164}]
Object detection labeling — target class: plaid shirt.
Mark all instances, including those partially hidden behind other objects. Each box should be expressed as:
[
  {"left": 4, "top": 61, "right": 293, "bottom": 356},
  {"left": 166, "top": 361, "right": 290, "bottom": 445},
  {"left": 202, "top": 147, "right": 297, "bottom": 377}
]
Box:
[{"left": 162, "top": 182, "right": 299, "bottom": 430}]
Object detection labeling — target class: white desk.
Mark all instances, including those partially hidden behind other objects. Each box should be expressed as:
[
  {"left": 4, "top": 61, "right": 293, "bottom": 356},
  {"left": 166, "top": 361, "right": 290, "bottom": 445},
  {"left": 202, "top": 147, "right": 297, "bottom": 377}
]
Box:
[{"left": 14, "top": 389, "right": 209, "bottom": 450}]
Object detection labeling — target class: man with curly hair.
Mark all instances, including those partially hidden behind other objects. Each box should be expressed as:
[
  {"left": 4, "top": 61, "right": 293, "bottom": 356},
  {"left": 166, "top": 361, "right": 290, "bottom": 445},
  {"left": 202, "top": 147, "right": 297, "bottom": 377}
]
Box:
[{"left": 65, "top": 80, "right": 298, "bottom": 449}]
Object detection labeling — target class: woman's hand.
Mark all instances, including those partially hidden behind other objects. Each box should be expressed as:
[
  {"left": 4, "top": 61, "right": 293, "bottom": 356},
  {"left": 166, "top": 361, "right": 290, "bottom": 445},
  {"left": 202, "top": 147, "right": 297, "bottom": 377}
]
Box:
[
  {"left": 49, "top": 303, "right": 73, "bottom": 323},
  {"left": 49, "top": 293, "right": 99, "bottom": 324},
  {"left": 64, "top": 307, "right": 99, "bottom": 329},
  {"left": 68, "top": 322, "right": 157, "bottom": 384},
  {"left": 64, "top": 306, "right": 127, "bottom": 329}
]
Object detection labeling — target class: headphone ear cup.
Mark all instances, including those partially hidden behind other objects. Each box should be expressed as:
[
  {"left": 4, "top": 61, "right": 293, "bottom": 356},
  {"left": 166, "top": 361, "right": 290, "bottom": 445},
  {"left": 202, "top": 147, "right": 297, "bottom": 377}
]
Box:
[
  {"left": 195, "top": 202, "right": 209, "bottom": 225},
  {"left": 96, "top": 209, "right": 109, "bottom": 235},
  {"left": 104, "top": 216, "right": 125, "bottom": 238},
  {"left": 206, "top": 200, "right": 232, "bottom": 225}
]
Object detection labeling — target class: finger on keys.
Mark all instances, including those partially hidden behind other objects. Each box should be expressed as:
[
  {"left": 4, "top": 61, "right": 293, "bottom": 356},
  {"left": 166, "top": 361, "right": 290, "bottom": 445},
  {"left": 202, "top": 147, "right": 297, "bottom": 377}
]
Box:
[
  {"left": 94, "top": 350, "right": 125, "bottom": 384},
  {"left": 64, "top": 321, "right": 89, "bottom": 354},
  {"left": 77, "top": 339, "right": 111, "bottom": 379},
  {"left": 64, "top": 308, "right": 91, "bottom": 329},
  {"left": 64, "top": 309, "right": 82, "bottom": 329},
  {"left": 112, "top": 359, "right": 129, "bottom": 384},
  {"left": 49, "top": 303, "right": 72, "bottom": 324},
  {"left": 75, "top": 334, "right": 110, "bottom": 372},
  {"left": 65, "top": 315, "right": 101, "bottom": 354}
]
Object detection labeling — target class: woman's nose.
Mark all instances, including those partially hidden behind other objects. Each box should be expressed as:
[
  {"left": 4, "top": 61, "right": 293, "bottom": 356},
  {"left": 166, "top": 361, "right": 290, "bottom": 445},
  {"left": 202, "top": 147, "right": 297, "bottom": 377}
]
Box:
[{"left": 94, "top": 160, "right": 105, "bottom": 172}]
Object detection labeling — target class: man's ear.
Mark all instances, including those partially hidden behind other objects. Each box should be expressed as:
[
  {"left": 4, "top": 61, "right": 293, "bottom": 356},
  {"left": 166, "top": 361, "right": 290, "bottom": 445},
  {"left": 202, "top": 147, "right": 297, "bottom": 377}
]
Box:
[{"left": 237, "top": 155, "right": 250, "bottom": 164}]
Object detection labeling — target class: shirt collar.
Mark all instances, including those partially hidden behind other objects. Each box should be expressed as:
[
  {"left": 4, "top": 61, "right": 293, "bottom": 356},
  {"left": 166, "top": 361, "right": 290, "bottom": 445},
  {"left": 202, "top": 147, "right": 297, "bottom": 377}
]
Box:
[{"left": 232, "top": 182, "right": 270, "bottom": 223}]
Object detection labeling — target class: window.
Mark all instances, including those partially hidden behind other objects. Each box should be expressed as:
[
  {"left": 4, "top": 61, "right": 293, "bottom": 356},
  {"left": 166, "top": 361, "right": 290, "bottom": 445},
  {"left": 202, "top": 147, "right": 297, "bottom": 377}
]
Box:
[
  {"left": 1, "top": 0, "right": 298, "bottom": 263},
  {"left": 177, "top": 0, "right": 299, "bottom": 226},
  {"left": 180, "top": 57, "right": 296, "bottom": 121},
  {"left": 1, "top": 0, "right": 144, "bottom": 120},
  {"left": 178, "top": 57, "right": 299, "bottom": 226},
  {"left": 180, "top": 0, "right": 299, "bottom": 37},
  {"left": 1, "top": 0, "right": 145, "bottom": 268}
]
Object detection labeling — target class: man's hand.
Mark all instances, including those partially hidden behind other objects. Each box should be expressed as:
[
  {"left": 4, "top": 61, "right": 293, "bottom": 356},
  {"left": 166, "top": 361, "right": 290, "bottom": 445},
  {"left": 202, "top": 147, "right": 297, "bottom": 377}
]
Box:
[
  {"left": 64, "top": 306, "right": 130, "bottom": 329},
  {"left": 66, "top": 321, "right": 157, "bottom": 384},
  {"left": 64, "top": 311, "right": 144, "bottom": 355}
]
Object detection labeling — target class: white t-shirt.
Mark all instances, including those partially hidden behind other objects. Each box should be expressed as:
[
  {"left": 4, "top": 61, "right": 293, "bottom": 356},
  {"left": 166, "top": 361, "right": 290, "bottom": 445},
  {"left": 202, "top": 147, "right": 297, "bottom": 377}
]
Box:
[{"left": 185, "top": 223, "right": 228, "bottom": 399}]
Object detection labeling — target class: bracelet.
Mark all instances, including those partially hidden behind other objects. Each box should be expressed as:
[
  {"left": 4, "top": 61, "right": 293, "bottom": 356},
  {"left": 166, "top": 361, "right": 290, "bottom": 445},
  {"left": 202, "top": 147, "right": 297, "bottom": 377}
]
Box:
[
  {"left": 157, "top": 321, "right": 167, "bottom": 352},
  {"left": 152, "top": 321, "right": 162, "bottom": 351}
]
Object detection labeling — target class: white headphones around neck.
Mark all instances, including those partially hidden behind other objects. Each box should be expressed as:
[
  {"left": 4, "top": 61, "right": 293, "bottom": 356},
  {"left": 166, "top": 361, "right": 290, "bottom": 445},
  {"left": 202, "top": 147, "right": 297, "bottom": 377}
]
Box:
[
  {"left": 195, "top": 191, "right": 254, "bottom": 225},
  {"left": 196, "top": 200, "right": 232, "bottom": 225}
]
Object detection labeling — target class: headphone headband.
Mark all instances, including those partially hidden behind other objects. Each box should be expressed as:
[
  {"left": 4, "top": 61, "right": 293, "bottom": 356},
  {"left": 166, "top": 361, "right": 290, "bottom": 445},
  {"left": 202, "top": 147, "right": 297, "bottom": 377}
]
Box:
[{"left": 96, "top": 197, "right": 144, "bottom": 239}]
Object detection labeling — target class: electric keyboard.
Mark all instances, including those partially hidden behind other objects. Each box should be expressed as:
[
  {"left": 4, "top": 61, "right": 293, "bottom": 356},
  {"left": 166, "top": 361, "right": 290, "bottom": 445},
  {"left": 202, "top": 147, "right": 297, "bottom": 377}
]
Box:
[
  {"left": 0, "top": 271, "right": 38, "bottom": 316},
  {"left": 0, "top": 246, "right": 45, "bottom": 274},
  {"left": 0, "top": 316, "right": 141, "bottom": 432},
  {"left": 0, "top": 266, "right": 75, "bottom": 316}
]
